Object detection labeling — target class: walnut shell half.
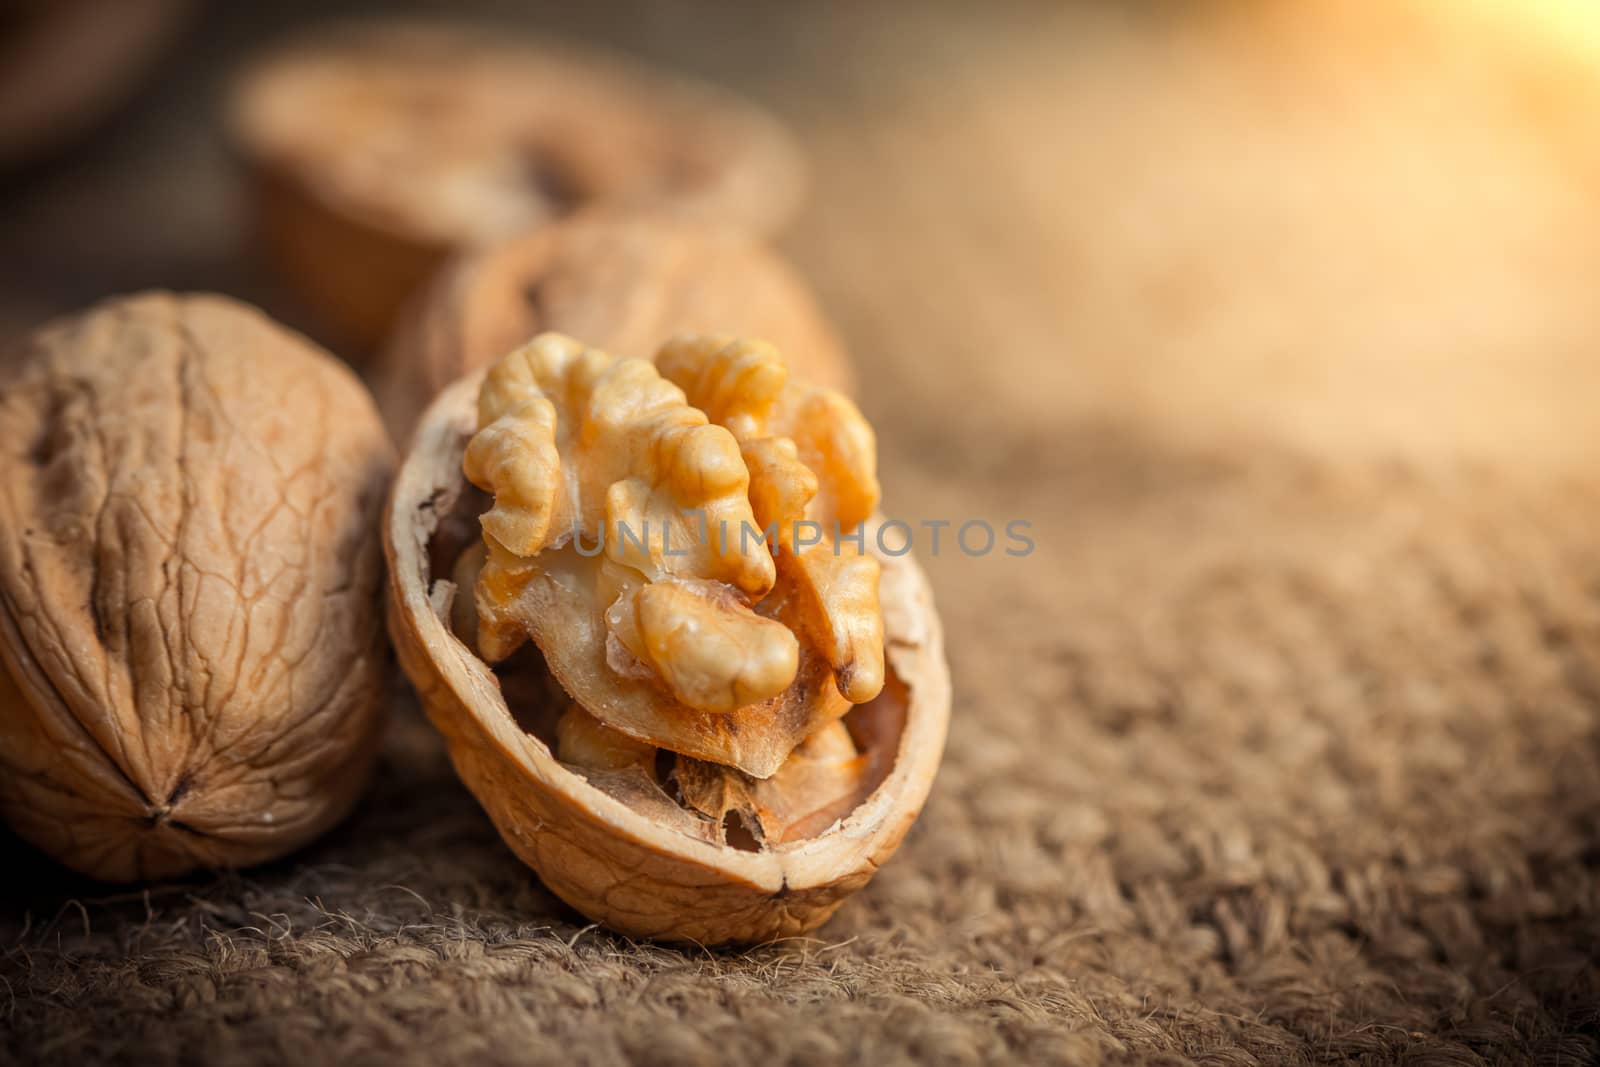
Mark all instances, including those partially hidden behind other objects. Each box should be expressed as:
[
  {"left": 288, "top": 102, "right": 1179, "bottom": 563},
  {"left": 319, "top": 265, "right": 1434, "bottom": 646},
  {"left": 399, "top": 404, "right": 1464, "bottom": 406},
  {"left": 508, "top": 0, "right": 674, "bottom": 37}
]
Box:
[
  {"left": 229, "top": 19, "right": 805, "bottom": 356},
  {"left": 0, "top": 293, "right": 394, "bottom": 881},
  {"left": 386, "top": 370, "right": 949, "bottom": 944},
  {"left": 373, "top": 215, "right": 855, "bottom": 445}
]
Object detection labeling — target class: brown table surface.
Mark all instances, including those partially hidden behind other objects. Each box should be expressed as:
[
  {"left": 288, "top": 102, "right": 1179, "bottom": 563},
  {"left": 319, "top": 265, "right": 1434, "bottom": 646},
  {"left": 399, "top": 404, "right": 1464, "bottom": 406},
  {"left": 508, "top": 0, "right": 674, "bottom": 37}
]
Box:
[{"left": 3, "top": 2, "right": 1599, "bottom": 1063}]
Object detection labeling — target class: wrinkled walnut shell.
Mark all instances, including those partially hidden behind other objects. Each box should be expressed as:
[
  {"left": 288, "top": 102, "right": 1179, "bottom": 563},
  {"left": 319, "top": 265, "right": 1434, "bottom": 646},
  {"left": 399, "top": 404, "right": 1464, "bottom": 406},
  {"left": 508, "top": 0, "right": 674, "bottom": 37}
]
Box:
[
  {"left": 385, "top": 370, "right": 949, "bottom": 944},
  {"left": 373, "top": 215, "right": 855, "bottom": 445},
  {"left": 229, "top": 20, "right": 805, "bottom": 356},
  {"left": 0, "top": 293, "right": 394, "bottom": 881}
]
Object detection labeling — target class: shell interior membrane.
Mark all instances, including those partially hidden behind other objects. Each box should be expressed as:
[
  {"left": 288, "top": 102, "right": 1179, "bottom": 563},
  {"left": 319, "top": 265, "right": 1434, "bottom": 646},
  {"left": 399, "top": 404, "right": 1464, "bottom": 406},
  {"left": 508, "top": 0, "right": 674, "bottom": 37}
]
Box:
[{"left": 460, "top": 333, "right": 888, "bottom": 843}]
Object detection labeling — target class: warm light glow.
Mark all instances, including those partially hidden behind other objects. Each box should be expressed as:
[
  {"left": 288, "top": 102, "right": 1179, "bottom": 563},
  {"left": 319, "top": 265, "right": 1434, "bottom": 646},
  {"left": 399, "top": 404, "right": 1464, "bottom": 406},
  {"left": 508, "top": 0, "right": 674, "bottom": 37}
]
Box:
[
  {"left": 1512, "top": 0, "right": 1600, "bottom": 35},
  {"left": 1440, "top": 0, "right": 1600, "bottom": 52}
]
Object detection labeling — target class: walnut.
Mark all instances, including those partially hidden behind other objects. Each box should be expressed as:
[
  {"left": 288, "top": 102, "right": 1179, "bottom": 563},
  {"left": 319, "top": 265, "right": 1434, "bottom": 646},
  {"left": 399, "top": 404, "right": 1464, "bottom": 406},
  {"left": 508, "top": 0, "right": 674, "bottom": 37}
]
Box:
[
  {"left": 673, "top": 720, "right": 878, "bottom": 847},
  {"left": 655, "top": 335, "right": 884, "bottom": 704},
  {"left": 373, "top": 215, "right": 856, "bottom": 444},
  {"left": 0, "top": 0, "right": 189, "bottom": 169},
  {"left": 461, "top": 333, "right": 875, "bottom": 776},
  {"left": 0, "top": 293, "right": 394, "bottom": 881},
  {"left": 387, "top": 337, "right": 948, "bottom": 944},
  {"left": 229, "top": 19, "right": 804, "bottom": 355}
]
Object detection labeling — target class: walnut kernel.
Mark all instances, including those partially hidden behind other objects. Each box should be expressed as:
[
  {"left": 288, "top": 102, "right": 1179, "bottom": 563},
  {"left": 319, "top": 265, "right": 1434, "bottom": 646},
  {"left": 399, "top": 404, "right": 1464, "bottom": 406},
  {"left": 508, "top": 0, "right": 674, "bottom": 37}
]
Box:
[{"left": 462, "top": 333, "right": 881, "bottom": 778}]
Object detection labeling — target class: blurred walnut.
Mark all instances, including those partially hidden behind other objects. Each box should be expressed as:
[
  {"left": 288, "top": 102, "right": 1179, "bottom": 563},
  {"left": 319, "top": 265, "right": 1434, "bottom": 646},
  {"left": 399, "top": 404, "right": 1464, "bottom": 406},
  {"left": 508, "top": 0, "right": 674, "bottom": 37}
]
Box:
[
  {"left": 387, "top": 332, "right": 948, "bottom": 944},
  {"left": 229, "top": 20, "right": 804, "bottom": 357},
  {"left": 0, "top": 0, "right": 190, "bottom": 169},
  {"left": 0, "top": 293, "right": 394, "bottom": 881},
  {"left": 373, "top": 215, "right": 855, "bottom": 444}
]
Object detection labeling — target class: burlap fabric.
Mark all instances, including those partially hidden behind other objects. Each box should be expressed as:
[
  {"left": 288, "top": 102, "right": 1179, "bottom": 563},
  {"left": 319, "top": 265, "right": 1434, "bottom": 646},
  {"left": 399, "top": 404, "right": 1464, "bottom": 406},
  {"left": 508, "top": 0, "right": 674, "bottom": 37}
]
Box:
[{"left": 2, "top": 2, "right": 1597, "bottom": 1063}]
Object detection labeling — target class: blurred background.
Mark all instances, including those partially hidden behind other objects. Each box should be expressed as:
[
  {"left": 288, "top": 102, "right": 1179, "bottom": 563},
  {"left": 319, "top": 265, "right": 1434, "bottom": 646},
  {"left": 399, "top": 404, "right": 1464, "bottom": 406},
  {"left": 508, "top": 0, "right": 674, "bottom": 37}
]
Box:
[{"left": 6, "top": 0, "right": 1600, "bottom": 474}]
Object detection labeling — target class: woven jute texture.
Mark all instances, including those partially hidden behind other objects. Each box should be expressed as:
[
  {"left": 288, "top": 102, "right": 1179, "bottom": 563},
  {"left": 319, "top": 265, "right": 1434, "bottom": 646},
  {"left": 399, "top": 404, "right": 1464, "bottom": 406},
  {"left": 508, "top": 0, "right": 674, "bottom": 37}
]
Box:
[{"left": 3, "top": 2, "right": 1600, "bottom": 1064}]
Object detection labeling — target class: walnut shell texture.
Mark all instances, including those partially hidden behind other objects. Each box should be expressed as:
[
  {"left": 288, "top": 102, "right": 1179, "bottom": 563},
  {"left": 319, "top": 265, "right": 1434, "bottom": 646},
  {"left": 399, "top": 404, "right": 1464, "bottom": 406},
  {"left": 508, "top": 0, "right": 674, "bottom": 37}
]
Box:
[
  {"left": 0, "top": 293, "right": 395, "bottom": 881},
  {"left": 373, "top": 215, "right": 855, "bottom": 445},
  {"left": 386, "top": 371, "right": 949, "bottom": 944},
  {"left": 229, "top": 19, "right": 805, "bottom": 356}
]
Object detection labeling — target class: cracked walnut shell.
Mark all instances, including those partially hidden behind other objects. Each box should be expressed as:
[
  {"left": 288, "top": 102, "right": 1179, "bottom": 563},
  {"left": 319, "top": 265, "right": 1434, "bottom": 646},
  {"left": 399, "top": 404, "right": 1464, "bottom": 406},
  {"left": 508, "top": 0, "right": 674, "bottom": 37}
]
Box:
[
  {"left": 230, "top": 20, "right": 804, "bottom": 355},
  {"left": 386, "top": 337, "right": 948, "bottom": 943},
  {"left": 0, "top": 293, "right": 394, "bottom": 881}
]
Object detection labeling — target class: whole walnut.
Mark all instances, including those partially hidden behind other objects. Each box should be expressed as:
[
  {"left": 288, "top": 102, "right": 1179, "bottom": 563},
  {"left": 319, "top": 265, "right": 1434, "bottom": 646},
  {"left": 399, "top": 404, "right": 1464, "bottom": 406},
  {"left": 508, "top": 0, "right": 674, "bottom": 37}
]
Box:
[
  {"left": 0, "top": 293, "right": 394, "bottom": 881},
  {"left": 372, "top": 215, "right": 856, "bottom": 445}
]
